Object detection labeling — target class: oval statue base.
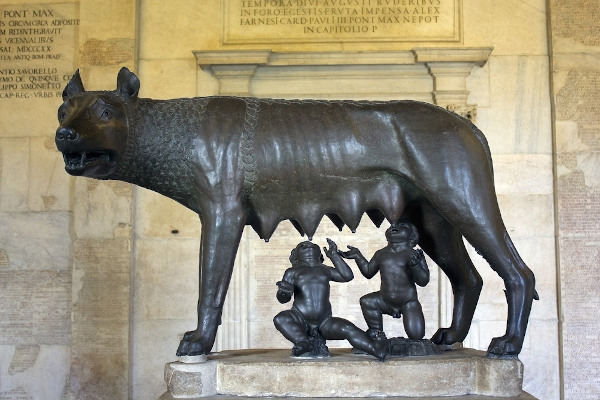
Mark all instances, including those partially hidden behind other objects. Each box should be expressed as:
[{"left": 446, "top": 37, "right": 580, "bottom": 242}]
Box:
[{"left": 160, "top": 348, "right": 537, "bottom": 399}]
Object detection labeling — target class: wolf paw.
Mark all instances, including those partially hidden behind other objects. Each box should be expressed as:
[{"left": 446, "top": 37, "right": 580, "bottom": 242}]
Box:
[
  {"left": 176, "top": 330, "right": 213, "bottom": 356},
  {"left": 487, "top": 334, "right": 521, "bottom": 358},
  {"left": 431, "top": 327, "right": 462, "bottom": 345}
]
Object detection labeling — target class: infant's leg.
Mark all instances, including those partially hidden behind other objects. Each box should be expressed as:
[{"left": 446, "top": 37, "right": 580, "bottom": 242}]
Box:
[
  {"left": 273, "top": 309, "right": 309, "bottom": 345},
  {"left": 359, "top": 292, "right": 387, "bottom": 331},
  {"left": 320, "top": 318, "right": 387, "bottom": 361},
  {"left": 402, "top": 300, "right": 425, "bottom": 339}
]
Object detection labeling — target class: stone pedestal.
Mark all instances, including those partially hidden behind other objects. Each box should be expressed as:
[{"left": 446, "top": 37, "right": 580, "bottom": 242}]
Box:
[{"left": 159, "top": 349, "right": 537, "bottom": 399}]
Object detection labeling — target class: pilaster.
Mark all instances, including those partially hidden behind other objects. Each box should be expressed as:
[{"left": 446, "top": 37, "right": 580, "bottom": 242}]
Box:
[
  {"left": 413, "top": 47, "right": 493, "bottom": 120},
  {"left": 196, "top": 51, "right": 270, "bottom": 96},
  {"left": 69, "top": 1, "right": 138, "bottom": 399}
]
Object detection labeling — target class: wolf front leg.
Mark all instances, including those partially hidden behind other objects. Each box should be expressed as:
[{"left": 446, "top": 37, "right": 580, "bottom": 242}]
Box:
[{"left": 177, "top": 205, "right": 246, "bottom": 356}]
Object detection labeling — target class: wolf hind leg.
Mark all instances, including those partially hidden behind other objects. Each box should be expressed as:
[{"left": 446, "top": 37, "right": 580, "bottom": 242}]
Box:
[
  {"left": 434, "top": 202, "right": 536, "bottom": 357},
  {"left": 483, "top": 231, "right": 537, "bottom": 357},
  {"left": 407, "top": 203, "right": 483, "bottom": 347}
]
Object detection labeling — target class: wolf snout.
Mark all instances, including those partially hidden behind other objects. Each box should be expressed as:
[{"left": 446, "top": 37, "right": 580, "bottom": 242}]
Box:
[{"left": 55, "top": 127, "right": 79, "bottom": 143}]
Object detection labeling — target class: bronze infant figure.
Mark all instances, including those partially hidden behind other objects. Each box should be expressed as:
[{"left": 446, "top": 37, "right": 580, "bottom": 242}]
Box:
[
  {"left": 55, "top": 67, "right": 537, "bottom": 358},
  {"left": 274, "top": 239, "right": 388, "bottom": 361},
  {"left": 341, "top": 221, "right": 430, "bottom": 342}
]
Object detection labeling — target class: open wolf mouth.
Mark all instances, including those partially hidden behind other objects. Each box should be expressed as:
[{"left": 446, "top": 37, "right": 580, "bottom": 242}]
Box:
[{"left": 63, "top": 151, "right": 115, "bottom": 171}]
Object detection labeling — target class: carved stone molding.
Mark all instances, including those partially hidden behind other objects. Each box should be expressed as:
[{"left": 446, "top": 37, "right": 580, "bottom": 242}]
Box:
[
  {"left": 446, "top": 104, "right": 478, "bottom": 123},
  {"left": 196, "top": 50, "right": 270, "bottom": 96},
  {"left": 194, "top": 48, "right": 493, "bottom": 107},
  {"left": 413, "top": 47, "right": 492, "bottom": 114}
]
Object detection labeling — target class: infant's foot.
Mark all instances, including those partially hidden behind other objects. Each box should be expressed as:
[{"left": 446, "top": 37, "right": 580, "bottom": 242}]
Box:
[
  {"left": 373, "top": 338, "right": 388, "bottom": 361},
  {"left": 367, "top": 329, "right": 388, "bottom": 341},
  {"left": 292, "top": 341, "right": 314, "bottom": 356}
]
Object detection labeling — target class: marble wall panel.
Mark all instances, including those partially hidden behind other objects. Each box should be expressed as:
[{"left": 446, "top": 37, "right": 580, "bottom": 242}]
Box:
[
  {"left": 465, "top": 61, "right": 491, "bottom": 109},
  {"left": 138, "top": 60, "right": 199, "bottom": 99},
  {"left": 558, "top": 236, "right": 600, "bottom": 399},
  {"left": 561, "top": 321, "right": 599, "bottom": 398},
  {"left": 70, "top": 238, "right": 131, "bottom": 400},
  {"left": 497, "top": 194, "right": 555, "bottom": 238},
  {"left": 28, "top": 137, "right": 71, "bottom": 212},
  {"left": 460, "top": 0, "right": 492, "bottom": 48},
  {"left": 78, "top": 0, "right": 136, "bottom": 50},
  {"left": 493, "top": 154, "right": 554, "bottom": 196},
  {"left": 0, "top": 138, "right": 30, "bottom": 212},
  {"left": 0, "top": 345, "right": 70, "bottom": 400},
  {"left": 133, "top": 238, "right": 199, "bottom": 321},
  {"left": 487, "top": 1, "right": 548, "bottom": 56},
  {"left": 131, "top": 319, "right": 197, "bottom": 400},
  {"left": 513, "top": 236, "right": 558, "bottom": 320},
  {"left": 0, "top": 210, "right": 71, "bottom": 399},
  {"left": 550, "top": 0, "right": 600, "bottom": 398},
  {"left": 1, "top": 138, "right": 71, "bottom": 213},
  {"left": 0, "top": 211, "right": 70, "bottom": 271},
  {"left": 477, "top": 56, "right": 553, "bottom": 155},
  {"left": 139, "top": 0, "right": 220, "bottom": 60},
  {"left": 134, "top": 187, "right": 200, "bottom": 239},
  {"left": 519, "top": 318, "right": 561, "bottom": 400},
  {"left": 73, "top": 179, "right": 132, "bottom": 239},
  {"left": 0, "top": 268, "right": 71, "bottom": 345},
  {"left": 459, "top": 0, "right": 548, "bottom": 56}
]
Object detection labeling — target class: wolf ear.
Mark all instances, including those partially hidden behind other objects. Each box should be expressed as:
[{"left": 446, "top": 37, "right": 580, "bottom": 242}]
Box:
[
  {"left": 62, "top": 69, "right": 85, "bottom": 101},
  {"left": 116, "top": 67, "right": 140, "bottom": 99}
]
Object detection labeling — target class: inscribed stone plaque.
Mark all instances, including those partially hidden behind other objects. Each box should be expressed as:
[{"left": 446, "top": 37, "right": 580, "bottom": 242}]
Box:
[
  {"left": 0, "top": 269, "right": 71, "bottom": 345},
  {"left": 223, "top": 0, "right": 461, "bottom": 44},
  {"left": 0, "top": 3, "right": 78, "bottom": 102}
]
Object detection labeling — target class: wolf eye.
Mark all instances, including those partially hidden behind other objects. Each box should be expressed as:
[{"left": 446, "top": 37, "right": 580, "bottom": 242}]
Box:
[
  {"left": 90, "top": 98, "right": 118, "bottom": 122},
  {"left": 58, "top": 108, "right": 67, "bottom": 122}
]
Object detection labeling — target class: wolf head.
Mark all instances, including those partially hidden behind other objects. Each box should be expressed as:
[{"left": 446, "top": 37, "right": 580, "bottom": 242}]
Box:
[{"left": 55, "top": 67, "right": 139, "bottom": 178}]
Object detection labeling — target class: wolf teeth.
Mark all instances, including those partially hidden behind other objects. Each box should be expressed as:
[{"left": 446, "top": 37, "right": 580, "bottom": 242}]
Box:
[
  {"left": 63, "top": 151, "right": 112, "bottom": 168},
  {"left": 63, "top": 152, "right": 84, "bottom": 167}
]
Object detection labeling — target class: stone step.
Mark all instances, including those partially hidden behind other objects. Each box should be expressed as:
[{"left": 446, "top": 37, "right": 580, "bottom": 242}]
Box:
[
  {"left": 161, "top": 348, "right": 536, "bottom": 399},
  {"left": 159, "top": 394, "right": 537, "bottom": 400}
]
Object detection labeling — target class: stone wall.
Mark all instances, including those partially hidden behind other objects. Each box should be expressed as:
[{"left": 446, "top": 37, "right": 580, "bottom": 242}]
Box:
[
  {"left": 0, "top": 1, "right": 595, "bottom": 399},
  {"left": 0, "top": 1, "right": 77, "bottom": 399}
]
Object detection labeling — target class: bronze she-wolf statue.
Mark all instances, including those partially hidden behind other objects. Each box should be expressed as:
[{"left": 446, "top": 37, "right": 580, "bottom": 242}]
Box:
[{"left": 55, "top": 67, "right": 537, "bottom": 358}]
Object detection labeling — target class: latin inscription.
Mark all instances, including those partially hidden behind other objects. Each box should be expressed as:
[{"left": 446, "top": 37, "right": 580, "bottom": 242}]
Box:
[
  {"left": 224, "top": 0, "right": 460, "bottom": 44},
  {"left": 0, "top": 4, "right": 78, "bottom": 100}
]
